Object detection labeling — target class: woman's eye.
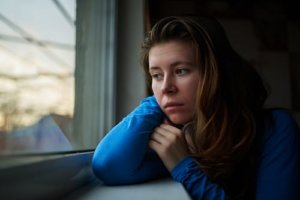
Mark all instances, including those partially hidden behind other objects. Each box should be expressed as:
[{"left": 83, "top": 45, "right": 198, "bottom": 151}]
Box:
[
  {"left": 176, "top": 68, "right": 189, "bottom": 75},
  {"left": 151, "top": 73, "right": 163, "bottom": 80}
]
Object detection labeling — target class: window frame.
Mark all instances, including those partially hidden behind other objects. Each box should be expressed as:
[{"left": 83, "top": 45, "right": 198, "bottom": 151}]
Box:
[{"left": 0, "top": 150, "right": 98, "bottom": 199}]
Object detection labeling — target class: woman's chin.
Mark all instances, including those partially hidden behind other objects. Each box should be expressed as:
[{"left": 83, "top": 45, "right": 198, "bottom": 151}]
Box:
[{"left": 168, "top": 116, "right": 190, "bottom": 127}]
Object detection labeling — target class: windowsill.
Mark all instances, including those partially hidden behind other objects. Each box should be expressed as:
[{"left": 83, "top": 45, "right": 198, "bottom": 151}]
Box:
[{"left": 65, "top": 178, "right": 192, "bottom": 200}]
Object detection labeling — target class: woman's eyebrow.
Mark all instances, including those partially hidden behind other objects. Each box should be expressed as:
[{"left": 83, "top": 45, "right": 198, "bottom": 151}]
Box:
[
  {"left": 170, "top": 61, "right": 193, "bottom": 67},
  {"left": 149, "top": 66, "right": 161, "bottom": 71},
  {"left": 149, "top": 61, "right": 194, "bottom": 71}
]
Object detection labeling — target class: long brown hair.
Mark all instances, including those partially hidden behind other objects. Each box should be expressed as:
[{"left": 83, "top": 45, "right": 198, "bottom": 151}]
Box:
[{"left": 141, "top": 16, "right": 268, "bottom": 199}]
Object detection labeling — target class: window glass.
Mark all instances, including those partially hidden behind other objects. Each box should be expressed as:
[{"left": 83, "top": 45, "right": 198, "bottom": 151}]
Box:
[{"left": 0, "top": 0, "right": 76, "bottom": 154}]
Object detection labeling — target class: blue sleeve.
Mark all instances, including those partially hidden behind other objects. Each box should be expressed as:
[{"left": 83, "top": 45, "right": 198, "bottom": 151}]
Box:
[
  {"left": 92, "top": 96, "right": 169, "bottom": 185},
  {"left": 171, "top": 156, "right": 228, "bottom": 200},
  {"left": 256, "top": 110, "right": 300, "bottom": 200}
]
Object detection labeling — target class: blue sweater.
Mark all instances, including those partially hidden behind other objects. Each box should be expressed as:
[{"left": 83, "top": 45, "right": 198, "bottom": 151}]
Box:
[{"left": 92, "top": 96, "right": 300, "bottom": 199}]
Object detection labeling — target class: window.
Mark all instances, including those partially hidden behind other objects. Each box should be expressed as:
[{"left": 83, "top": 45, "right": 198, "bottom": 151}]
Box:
[
  {"left": 0, "top": 0, "right": 152, "bottom": 198},
  {"left": 0, "top": 0, "right": 118, "bottom": 155}
]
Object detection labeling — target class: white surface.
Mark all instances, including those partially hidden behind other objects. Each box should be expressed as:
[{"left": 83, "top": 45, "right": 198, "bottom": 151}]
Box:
[{"left": 78, "top": 178, "right": 191, "bottom": 200}]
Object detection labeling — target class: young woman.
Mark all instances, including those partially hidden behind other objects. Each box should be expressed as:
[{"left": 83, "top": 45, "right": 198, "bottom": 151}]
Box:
[{"left": 92, "top": 16, "right": 300, "bottom": 199}]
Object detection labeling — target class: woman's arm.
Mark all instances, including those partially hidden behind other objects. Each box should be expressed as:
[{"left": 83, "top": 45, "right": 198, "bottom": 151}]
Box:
[
  {"left": 169, "top": 110, "right": 300, "bottom": 200},
  {"left": 92, "top": 96, "right": 169, "bottom": 185},
  {"left": 149, "top": 122, "right": 228, "bottom": 200},
  {"left": 171, "top": 156, "right": 227, "bottom": 200}
]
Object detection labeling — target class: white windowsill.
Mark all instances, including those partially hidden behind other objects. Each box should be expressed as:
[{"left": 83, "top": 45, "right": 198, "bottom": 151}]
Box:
[{"left": 67, "top": 178, "right": 192, "bottom": 200}]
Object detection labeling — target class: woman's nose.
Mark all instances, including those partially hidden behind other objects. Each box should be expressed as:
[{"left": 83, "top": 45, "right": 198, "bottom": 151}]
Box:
[{"left": 161, "top": 77, "right": 177, "bottom": 94}]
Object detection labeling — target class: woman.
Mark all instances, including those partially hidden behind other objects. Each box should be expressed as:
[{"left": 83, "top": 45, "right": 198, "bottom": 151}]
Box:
[{"left": 92, "top": 16, "right": 300, "bottom": 199}]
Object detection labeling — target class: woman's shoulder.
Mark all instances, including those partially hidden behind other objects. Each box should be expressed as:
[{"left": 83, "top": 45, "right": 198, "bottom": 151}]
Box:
[
  {"left": 256, "top": 109, "right": 300, "bottom": 200},
  {"left": 260, "top": 108, "right": 300, "bottom": 149},
  {"left": 269, "top": 108, "right": 297, "bottom": 120},
  {"left": 265, "top": 108, "right": 299, "bottom": 131}
]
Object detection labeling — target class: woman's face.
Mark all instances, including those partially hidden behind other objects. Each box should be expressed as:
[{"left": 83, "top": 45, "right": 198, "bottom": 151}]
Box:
[{"left": 149, "top": 40, "right": 201, "bottom": 125}]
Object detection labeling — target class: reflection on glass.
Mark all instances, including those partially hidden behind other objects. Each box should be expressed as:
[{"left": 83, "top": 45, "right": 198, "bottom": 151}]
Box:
[{"left": 0, "top": 0, "right": 75, "bottom": 154}]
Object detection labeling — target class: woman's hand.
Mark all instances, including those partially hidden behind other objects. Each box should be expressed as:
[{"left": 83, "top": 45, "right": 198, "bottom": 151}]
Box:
[{"left": 149, "top": 121, "right": 190, "bottom": 171}]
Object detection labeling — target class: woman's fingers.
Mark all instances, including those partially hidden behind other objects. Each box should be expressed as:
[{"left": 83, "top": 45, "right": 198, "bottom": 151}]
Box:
[
  {"left": 156, "top": 124, "right": 181, "bottom": 137},
  {"left": 149, "top": 123, "right": 190, "bottom": 171},
  {"left": 150, "top": 128, "right": 167, "bottom": 144},
  {"left": 150, "top": 124, "right": 181, "bottom": 147}
]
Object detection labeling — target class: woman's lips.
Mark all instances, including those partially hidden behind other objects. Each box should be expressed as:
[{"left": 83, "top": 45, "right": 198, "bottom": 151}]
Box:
[{"left": 163, "top": 103, "right": 184, "bottom": 112}]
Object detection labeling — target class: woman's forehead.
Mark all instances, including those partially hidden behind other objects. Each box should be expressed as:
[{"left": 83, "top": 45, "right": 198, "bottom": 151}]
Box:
[{"left": 149, "top": 41, "right": 195, "bottom": 66}]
